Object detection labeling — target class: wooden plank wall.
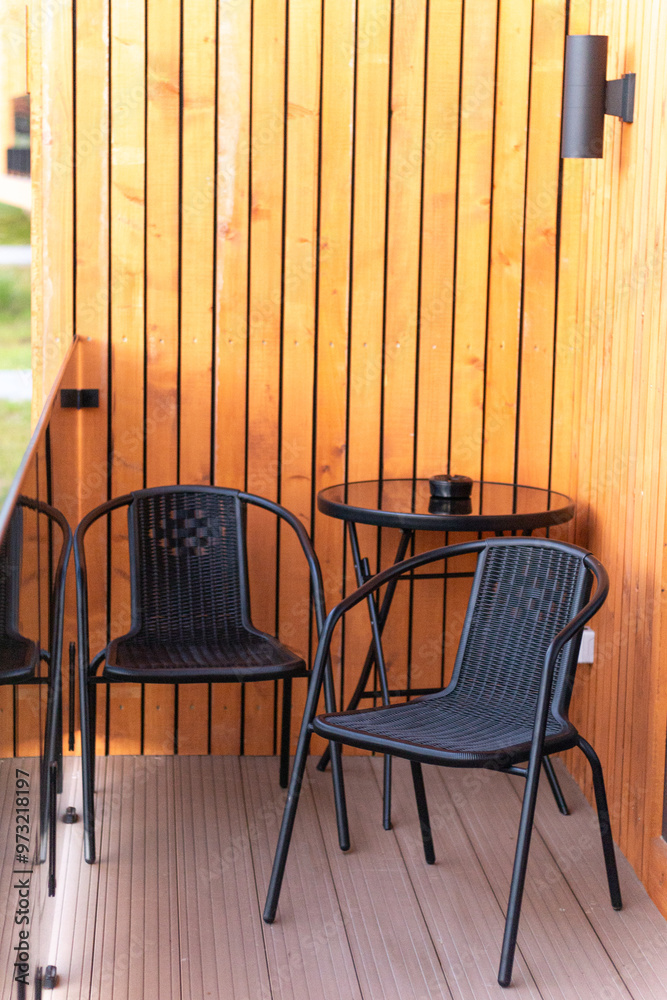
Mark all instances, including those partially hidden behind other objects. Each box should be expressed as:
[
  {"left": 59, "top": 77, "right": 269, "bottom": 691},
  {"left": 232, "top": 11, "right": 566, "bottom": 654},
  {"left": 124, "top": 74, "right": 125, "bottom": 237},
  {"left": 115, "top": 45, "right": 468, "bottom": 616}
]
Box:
[
  {"left": 556, "top": 0, "right": 667, "bottom": 916},
  {"left": 37, "top": 0, "right": 574, "bottom": 755},
  {"left": 29, "top": 0, "right": 667, "bottom": 914}
]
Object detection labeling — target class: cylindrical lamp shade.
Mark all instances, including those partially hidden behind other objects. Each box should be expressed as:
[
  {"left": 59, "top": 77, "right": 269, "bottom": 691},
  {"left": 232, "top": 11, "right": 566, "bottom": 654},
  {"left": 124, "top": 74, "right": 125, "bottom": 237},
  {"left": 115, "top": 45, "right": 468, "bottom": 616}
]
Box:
[{"left": 561, "top": 35, "right": 608, "bottom": 158}]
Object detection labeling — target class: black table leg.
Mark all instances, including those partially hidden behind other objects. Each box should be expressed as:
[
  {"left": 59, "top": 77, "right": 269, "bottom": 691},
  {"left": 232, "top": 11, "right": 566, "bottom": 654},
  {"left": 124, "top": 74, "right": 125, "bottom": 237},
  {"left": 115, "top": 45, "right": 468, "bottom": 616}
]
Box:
[
  {"left": 317, "top": 528, "right": 412, "bottom": 775},
  {"left": 317, "top": 525, "right": 412, "bottom": 830}
]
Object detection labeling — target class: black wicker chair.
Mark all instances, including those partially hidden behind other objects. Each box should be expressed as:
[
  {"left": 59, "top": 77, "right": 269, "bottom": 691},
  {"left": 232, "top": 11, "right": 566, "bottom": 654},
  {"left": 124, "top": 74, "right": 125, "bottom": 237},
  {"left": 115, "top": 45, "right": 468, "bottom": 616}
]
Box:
[
  {"left": 74, "top": 485, "right": 348, "bottom": 864},
  {"left": 0, "top": 496, "right": 72, "bottom": 875},
  {"left": 264, "top": 536, "right": 621, "bottom": 988}
]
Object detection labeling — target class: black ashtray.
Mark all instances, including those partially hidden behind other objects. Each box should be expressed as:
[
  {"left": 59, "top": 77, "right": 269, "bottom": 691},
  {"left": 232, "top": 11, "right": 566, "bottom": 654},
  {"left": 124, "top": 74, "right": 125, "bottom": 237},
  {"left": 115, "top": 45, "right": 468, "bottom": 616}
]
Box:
[
  {"left": 429, "top": 474, "right": 473, "bottom": 499},
  {"left": 428, "top": 496, "right": 473, "bottom": 516}
]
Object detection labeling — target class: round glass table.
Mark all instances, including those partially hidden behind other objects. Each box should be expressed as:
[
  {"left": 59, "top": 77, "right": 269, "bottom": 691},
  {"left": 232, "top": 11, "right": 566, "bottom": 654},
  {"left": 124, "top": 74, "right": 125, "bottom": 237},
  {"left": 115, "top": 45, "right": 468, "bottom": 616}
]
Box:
[
  {"left": 317, "top": 479, "right": 574, "bottom": 533},
  {"left": 316, "top": 479, "right": 575, "bottom": 826}
]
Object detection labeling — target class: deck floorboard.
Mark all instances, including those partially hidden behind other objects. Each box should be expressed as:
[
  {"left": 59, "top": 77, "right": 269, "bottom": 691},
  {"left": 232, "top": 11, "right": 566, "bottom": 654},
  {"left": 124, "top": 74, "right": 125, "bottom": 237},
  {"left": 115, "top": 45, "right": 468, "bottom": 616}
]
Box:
[{"left": 7, "top": 754, "right": 666, "bottom": 1000}]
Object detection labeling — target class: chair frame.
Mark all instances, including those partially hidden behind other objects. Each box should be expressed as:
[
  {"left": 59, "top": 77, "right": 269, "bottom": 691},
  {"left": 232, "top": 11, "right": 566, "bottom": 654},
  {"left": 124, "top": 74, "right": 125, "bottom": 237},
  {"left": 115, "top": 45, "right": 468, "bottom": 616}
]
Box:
[
  {"left": 74, "top": 484, "right": 349, "bottom": 864},
  {"left": 263, "top": 536, "right": 621, "bottom": 988},
  {"left": 0, "top": 496, "right": 71, "bottom": 875}
]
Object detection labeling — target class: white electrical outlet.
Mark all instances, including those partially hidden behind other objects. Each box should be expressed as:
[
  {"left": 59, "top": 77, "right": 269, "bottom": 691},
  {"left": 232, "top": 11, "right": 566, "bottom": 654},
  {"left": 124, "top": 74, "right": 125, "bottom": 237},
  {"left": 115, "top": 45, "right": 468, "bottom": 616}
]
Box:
[{"left": 578, "top": 626, "right": 595, "bottom": 663}]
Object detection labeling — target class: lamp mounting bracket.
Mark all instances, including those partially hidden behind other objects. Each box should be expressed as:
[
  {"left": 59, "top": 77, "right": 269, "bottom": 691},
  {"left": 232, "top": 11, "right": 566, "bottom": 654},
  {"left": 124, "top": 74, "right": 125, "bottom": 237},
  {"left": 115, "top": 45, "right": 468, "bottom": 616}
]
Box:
[{"left": 605, "top": 73, "right": 635, "bottom": 123}]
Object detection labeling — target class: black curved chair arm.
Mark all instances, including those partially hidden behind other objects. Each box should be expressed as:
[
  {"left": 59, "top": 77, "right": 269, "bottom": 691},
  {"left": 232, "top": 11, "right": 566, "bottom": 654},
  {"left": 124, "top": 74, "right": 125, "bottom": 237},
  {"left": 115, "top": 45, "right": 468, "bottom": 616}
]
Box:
[
  {"left": 17, "top": 496, "right": 72, "bottom": 699},
  {"left": 18, "top": 495, "right": 72, "bottom": 669},
  {"left": 240, "top": 491, "right": 328, "bottom": 638},
  {"left": 48, "top": 508, "right": 72, "bottom": 703},
  {"left": 74, "top": 494, "right": 133, "bottom": 678},
  {"left": 324, "top": 538, "right": 486, "bottom": 629}
]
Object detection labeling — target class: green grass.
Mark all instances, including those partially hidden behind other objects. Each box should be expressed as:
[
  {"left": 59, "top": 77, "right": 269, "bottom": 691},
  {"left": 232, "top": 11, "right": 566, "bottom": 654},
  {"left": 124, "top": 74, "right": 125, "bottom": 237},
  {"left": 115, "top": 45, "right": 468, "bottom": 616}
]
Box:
[
  {"left": 0, "top": 400, "right": 31, "bottom": 504},
  {"left": 0, "top": 203, "right": 30, "bottom": 245},
  {"left": 0, "top": 267, "right": 30, "bottom": 369},
  {"left": 0, "top": 214, "right": 32, "bottom": 502}
]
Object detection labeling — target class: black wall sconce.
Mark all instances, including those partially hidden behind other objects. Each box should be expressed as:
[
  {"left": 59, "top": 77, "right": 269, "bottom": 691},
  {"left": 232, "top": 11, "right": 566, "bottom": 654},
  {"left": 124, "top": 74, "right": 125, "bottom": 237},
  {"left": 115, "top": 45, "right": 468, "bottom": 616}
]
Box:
[{"left": 561, "top": 35, "right": 635, "bottom": 158}]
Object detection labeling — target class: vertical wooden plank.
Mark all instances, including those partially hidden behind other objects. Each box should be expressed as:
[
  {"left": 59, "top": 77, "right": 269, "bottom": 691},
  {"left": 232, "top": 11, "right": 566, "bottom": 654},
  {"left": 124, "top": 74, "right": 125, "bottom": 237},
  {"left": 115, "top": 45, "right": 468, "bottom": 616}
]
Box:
[
  {"left": 381, "top": 0, "right": 425, "bottom": 478},
  {"left": 313, "top": 0, "right": 355, "bottom": 721},
  {"left": 243, "top": 0, "right": 286, "bottom": 754},
  {"left": 552, "top": 147, "right": 588, "bottom": 788},
  {"left": 30, "top": 0, "right": 74, "bottom": 410},
  {"left": 442, "top": 0, "right": 497, "bottom": 701},
  {"left": 108, "top": 0, "right": 146, "bottom": 754},
  {"left": 410, "top": 0, "right": 462, "bottom": 698},
  {"left": 144, "top": 0, "right": 180, "bottom": 493},
  {"left": 210, "top": 0, "right": 251, "bottom": 755},
  {"left": 73, "top": 0, "right": 111, "bottom": 763},
  {"left": 213, "top": 0, "right": 251, "bottom": 491},
  {"left": 415, "top": 0, "right": 461, "bottom": 480},
  {"left": 344, "top": 0, "right": 391, "bottom": 718},
  {"left": 448, "top": 0, "right": 496, "bottom": 480},
  {"left": 517, "top": 1, "right": 566, "bottom": 490},
  {"left": 29, "top": 0, "right": 45, "bottom": 425},
  {"left": 482, "top": 0, "right": 531, "bottom": 484},
  {"left": 177, "top": 0, "right": 217, "bottom": 755},
  {"left": 278, "top": 0, "right": 321, "bottom": 748},
  {"left": 379, "top": 0, "right": 427, "bottom": 696},
  {"left": 179, "top": 0, "right": 216, "bottom": 489},
  {"left": 142, "top": 0, "right": 181, "bottom": 755}
]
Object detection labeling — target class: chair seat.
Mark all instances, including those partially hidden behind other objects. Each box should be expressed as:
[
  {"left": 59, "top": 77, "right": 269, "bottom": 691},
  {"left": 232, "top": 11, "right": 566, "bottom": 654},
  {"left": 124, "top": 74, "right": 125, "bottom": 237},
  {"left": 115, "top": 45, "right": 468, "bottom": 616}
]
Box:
[
  {"left": 103, "top": 633, "right": 306, "bottom": 683},
  {"left": 0, "top": 635, "right": 39, "bottom": 682},
  {"left": 314, "top": 691, "right": 579, "bottom": 767}
]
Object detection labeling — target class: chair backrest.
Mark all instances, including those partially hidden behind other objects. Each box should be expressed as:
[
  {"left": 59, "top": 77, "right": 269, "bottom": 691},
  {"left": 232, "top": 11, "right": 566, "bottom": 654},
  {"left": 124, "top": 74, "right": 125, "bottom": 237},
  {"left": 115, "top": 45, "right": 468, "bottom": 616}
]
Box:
[
  {"left": 447, "top": 539, "right": 593, "bottom": 723},
  {"left": 128, "top": 486, "right": 251, "bottom": 645},
  {"left": 0, "top": 503, "right": 23, "bottom": 640}
]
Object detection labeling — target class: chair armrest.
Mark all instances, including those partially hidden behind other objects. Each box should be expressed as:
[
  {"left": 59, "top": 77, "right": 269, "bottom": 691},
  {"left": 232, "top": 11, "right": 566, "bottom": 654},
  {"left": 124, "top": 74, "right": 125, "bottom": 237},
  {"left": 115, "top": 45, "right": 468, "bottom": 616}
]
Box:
[
  {"left": 240, "top": 492, "right": 328, "bottom": 637},
  {"left": 74, "top": 494, "right": 132, "bottom": 677},
  {"left": 17, "top": 496, "right": 72, "bottom": 691}
]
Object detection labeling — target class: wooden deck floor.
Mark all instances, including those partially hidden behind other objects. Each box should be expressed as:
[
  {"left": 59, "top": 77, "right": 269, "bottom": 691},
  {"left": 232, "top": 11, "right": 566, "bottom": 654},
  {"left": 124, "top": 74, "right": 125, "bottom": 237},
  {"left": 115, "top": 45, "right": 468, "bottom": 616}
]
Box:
[{"left": 36, "top": 754, "right": 667, "bottom": 999}]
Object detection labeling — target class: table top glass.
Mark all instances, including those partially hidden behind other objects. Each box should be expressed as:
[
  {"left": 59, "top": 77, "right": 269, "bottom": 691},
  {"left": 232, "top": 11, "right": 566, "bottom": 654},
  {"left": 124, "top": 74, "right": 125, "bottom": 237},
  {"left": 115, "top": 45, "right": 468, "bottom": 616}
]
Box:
[{"left": 317, "top": 479, "right": 574, "bottom": 532}]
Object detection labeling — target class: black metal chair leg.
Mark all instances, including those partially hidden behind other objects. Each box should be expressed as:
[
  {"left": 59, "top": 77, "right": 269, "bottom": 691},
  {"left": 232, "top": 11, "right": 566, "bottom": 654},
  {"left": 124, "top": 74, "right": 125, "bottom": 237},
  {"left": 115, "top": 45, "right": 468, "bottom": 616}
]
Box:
[
  {"left": 320, "top": 638, "right": 350, "bottom": 853},
  {"left": 542, "top": 756, "right": 569, "bottom": 815},
  {"left": 498, "top": 753, "right": 543, "bottom": 987},
  {"left": 577, "top": 737, "right": 622, "bottom": 910},
  {"left": 264, "top": 722, "right": 315, "bottom": 923},
  {"left": 383, "top": 755, "right": 393, "bottom": 830},
  {"left": 80, "top": 679, "right": 96, "bottom": 864},
  {"left": 279, "top": 677, "right": 292, "bottom": 789},
  {"left": 40, "top": 677, "right": 58, "bottom": 863},
  {"left": 410, "top": 761, "right": 435, "bottom": 865},
  {"left": 330, "top": 740, "right": 350, "bottom": 851},
  {"left": 55, "top": 703, "right": 64, "bottom": 794}
]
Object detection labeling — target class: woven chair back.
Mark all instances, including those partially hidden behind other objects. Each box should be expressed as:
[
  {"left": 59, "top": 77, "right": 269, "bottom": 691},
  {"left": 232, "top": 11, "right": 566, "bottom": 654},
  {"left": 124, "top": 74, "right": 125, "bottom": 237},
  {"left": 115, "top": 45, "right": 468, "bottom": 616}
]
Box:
[
  {"left": 0, "top": 504, "right": 22, "bottom": 640},
  {"left": 129, "top": 489, "right": 249, "bottom": 645},
  {"left": 449, "top": 542, "right": 591, "bottom": 722}
]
